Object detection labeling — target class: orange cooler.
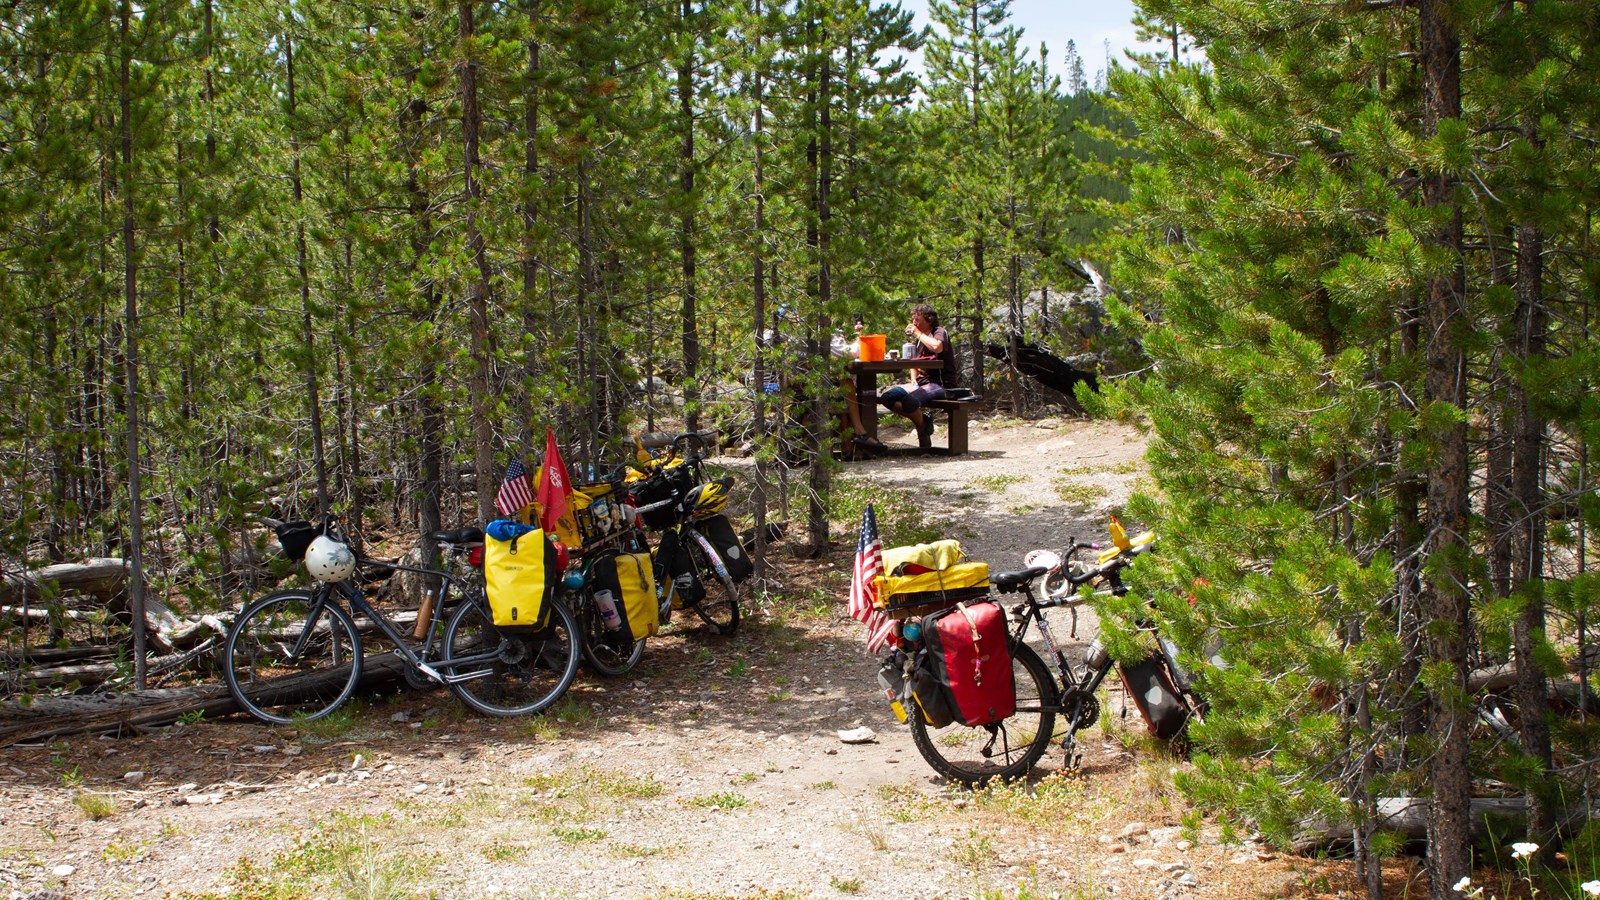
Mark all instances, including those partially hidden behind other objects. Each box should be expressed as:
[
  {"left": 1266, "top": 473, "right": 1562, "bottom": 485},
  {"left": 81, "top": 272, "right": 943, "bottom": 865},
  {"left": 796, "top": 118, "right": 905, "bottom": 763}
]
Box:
[{"left": 858, "top": 334, "right": 886, "bottom": 361}]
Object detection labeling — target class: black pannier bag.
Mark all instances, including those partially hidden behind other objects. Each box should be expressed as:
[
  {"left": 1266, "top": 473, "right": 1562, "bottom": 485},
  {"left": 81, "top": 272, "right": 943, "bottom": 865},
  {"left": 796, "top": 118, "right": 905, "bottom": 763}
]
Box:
[
  {"left": 907, "top": 649, "right": 957, "bottom": 728},
  {"left": 654, "top": 529, "right": 702, "bottom": 606},
  {"left": 631, "top": 466, "right": 693, "bottom": 530},
  {"left": 275, "top": 520, "right": 323, "bottom": 561},
  {"left": 700, "top": 514, "right": 753, "bottom": 584},
  {"left": 1119, "top": 652, "right": 1190, "bottom": 740}
]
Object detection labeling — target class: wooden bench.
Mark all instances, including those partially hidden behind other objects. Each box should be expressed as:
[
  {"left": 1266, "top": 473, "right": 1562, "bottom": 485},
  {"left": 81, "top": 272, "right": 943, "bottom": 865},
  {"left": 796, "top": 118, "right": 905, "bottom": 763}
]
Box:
[{"left": 925, "top": 396, "right": 980, "bottom": 455}]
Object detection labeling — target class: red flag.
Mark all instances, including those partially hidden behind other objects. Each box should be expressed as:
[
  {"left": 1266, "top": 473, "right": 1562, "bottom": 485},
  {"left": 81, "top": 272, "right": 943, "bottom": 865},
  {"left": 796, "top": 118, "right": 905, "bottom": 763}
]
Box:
[{"left": 536, "top": 427, "right": 573, "bottom": 533}]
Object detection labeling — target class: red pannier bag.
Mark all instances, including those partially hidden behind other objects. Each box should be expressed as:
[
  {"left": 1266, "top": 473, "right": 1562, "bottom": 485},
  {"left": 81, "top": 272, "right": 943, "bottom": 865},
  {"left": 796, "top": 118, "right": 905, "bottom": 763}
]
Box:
[{"left": 922, "top": 600, "right": 1015, "bottom": 726}]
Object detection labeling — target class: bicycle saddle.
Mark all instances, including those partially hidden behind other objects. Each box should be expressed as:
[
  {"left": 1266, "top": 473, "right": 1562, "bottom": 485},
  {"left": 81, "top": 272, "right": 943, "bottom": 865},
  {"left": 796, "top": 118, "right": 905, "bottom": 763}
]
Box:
[
  {"left": 991, "top": 566, "right": 1049, "bottom": 593},
  {"left": 432, "top": 527, "right": 485, "bottom": 545}
]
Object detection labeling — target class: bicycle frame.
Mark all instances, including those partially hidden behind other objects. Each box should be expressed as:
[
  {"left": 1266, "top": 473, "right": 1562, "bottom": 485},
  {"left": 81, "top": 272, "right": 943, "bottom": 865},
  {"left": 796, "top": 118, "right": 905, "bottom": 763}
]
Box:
[
  {"left": 1005, "top": 541, "right": 1199, "bottom": 768},
  {"left": 307, "top": 554, "right": 500, "bottom": 688}
]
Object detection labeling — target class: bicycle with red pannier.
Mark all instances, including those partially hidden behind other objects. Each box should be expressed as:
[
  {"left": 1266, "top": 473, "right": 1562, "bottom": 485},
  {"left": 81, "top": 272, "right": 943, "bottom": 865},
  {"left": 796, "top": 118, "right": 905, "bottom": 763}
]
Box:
[{"left": 877, "top": 524, "right": 1205, "bottom": 786}]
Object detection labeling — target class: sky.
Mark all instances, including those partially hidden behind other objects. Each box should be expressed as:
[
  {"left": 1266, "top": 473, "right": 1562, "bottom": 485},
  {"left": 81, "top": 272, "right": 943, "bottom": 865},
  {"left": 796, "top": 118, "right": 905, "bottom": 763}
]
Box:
[{"left": 897, "top": 0, "right": 1163, "bottom": 85}]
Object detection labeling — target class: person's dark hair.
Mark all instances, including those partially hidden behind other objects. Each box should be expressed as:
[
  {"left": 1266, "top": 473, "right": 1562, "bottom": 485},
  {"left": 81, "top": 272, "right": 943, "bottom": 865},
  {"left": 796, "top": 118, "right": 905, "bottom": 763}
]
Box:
[{"left": 912, "top": 303, "right": 939, "bottom": 329}]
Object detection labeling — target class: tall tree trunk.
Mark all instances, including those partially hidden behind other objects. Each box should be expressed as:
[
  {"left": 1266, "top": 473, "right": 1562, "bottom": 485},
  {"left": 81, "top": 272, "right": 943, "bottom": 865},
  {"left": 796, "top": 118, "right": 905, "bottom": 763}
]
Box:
[
  {"left": 1418, "top": 2, "right": 1471, "bottom": 893},
  {"left": 118, "top": 0, "right": 149, "bottom": 689},
  {"left": 749, "top": 0, "right": 771, "bottom": 579},
  {"left": 404, "top": 54, "right": 443, "bottom": 585},
  {"left": 679, "top": 0, "right": 702, "bottom": 434},
  {"left": 1511, "top": 217, "right": 1552, "bottom": 844},
  {"left": 520, "top": 0, "right": 543, "bottom": 453},
  {"left": 460, "top": 0, "right": 497, "bottom": 523},
  {"left": 286, "top": 33, "right": 331, "bottom": 519}
]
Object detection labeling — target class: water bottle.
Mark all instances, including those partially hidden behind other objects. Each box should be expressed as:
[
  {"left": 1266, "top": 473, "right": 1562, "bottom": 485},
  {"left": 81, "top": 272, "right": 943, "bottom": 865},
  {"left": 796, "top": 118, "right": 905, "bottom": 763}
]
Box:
[
  {"left": 594, "top": 589, "right": 623, "bottom": 630},
  {"left": 562, "top": 573, "right": 585, "bottom": 591}
]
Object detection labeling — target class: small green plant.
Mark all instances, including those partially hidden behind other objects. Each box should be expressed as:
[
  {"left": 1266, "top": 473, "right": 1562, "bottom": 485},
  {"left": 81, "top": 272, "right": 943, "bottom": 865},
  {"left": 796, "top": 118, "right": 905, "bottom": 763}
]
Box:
[
  {"left": 555, "top": 696, "right": 598, "bottom": 726},
  {"left": 973, "top": 474, "right": 1026, "bottom": 491},
  {"left": 737, "top": 772, "right": 758, "bottom": 784},
  {"left": 102, "top": 839, "right": 143, "bottom": 862},
  {"left": 809, "top": 781, "right": 837, "bottom": 791},
  {"left": 293, "top": 707, "right": 356, "bottom": 742},
  {"left": 553, "top": 825, "right": 607, "bottom": 844},
  {"left": 611, "top": 842, "right": 678, "bottom": 859},
  {"left": 1053, "top": 481, "right": 1104, "bottom": 507},
  {"left": 952, "top": 832, "right": 994, "bottom": 869},
  {"left": 520, "top": 716, "right": 561, "bottom": 741},
  {"left": 725, "top": 656, "right": 750, "bottom": 679},
  {"left": 688, "top": 791, "right": 749, "bottom": 810},
  {"left": 692, "top": 647, "right": 714, "bottom": 665},
  {"left": 831, "top": 876, "right": 863, "bottom": 893},
  {"left": 482, "top": 840, "right": 521, "bottom": 861},
  {"left": 60, "top": 766, "right": 84, "bottom": 789},
  {"left": 74, "top": 792, "right": 115, "bottom": 820},
  {"left": 177, "top": 709, "right": 206, "bottom": 726},
  {"left": 766, "top": 690, "right": 793, "bottom": 703},
  {"left": 590, "top": 767, "right": 665, "bottom": 799}
]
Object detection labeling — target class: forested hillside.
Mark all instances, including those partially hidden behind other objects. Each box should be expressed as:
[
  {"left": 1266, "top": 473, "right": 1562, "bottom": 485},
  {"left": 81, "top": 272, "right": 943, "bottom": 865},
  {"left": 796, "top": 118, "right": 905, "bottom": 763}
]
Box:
[{"left": 0, "top": 0, "right": 1120, "bottom": 641}]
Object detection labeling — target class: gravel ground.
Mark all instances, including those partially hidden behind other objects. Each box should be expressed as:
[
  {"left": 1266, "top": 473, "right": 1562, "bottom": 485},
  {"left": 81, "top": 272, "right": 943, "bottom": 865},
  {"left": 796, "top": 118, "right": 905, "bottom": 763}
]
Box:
[{"left": 0, "top": 417, "right": 1392, "bottom": 900}]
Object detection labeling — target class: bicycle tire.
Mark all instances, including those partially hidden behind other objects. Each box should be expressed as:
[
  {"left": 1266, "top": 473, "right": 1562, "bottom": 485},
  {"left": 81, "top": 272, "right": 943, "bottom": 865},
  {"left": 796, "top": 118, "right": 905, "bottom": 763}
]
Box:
[
  {"left": 441, "top": 593, "right": 580, "bottom": 717},
  {"left": 571, "top": 586, "right": 646, "bottom": 676},
  {"left": 685, "top": 537, "right": 740, "bottom": 634},
  {"left": 907, "top": 641, "right": 1058, "bottom": 787},
  {"left": 223, "top": 589, "right": 364, "bottom": 726}
]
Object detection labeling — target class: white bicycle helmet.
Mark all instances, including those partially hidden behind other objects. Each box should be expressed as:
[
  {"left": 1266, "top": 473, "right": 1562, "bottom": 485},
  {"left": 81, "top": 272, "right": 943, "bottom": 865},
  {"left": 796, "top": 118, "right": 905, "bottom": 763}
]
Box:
[{"left": 305, "top": 535, "right": 357, "bottom": 583}]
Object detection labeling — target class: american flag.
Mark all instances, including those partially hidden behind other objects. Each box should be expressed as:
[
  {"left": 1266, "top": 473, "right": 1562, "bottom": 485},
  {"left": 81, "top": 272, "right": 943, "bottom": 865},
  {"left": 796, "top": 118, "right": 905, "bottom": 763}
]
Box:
[
  {"left": 849, "top": 505, "right": 897, "bottom": 653},
  {"left": 495, "top": 457, "right": 535, "bottom": 516}
]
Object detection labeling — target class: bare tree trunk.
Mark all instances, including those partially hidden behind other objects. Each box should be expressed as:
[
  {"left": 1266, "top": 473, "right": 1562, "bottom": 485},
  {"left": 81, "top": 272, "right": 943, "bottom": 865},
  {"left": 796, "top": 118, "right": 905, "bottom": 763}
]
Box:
[
  {"left": 118, "top": 0, "right": 149, "bottom": 690},
  {"left": 460, "top": 0, "right": 498, "bottom": 524},
  {"left": 1419, "top": 3, "right": 1471, "bottom": 893},
  {"left": 749, "top": 0, "right": 771, "bottom": 579},
  {"left": 1511, "top": 217, "right": 1553, "bottom": 844},
  {"left": 286, "top": 33, "right": 331, "bottom": 519},
  {"left": 520, "top": 0, "right": 543, "bottom": 452},
  {"left": 679, "top": 0, "right": 702, "bottom": 434}
]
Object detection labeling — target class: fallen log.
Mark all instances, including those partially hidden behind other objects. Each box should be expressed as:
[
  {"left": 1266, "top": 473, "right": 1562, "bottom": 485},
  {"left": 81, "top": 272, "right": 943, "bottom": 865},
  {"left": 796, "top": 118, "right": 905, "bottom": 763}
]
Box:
[
  {"left": 0, "top": 652, "right": 409, "bottom": 745},
  {"left": 1293, "top": 797, "right": 1600, "bottom": 853},
  {"left": 0, "top": 558, "right": 127, "bottom": 604}
]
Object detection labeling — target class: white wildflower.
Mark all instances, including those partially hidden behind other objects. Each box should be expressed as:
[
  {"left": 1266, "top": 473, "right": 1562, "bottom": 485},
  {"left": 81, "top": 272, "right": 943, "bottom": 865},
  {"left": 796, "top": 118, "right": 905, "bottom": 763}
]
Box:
[
  {"left": 1582, "top": 879, "right": 1600, "bottom": 897},
  {"left": 1510, "top": 841, "right": 1539, "bottom": 859},
  {"left": 1452, "top": 877, "right": 1472, "bottom": 892}
]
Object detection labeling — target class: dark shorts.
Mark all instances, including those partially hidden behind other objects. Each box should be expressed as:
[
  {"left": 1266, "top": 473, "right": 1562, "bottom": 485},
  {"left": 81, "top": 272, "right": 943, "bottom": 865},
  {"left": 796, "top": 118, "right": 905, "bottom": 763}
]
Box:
[{"left": 879, "top": 382, "right": 946, "bottom": 413}]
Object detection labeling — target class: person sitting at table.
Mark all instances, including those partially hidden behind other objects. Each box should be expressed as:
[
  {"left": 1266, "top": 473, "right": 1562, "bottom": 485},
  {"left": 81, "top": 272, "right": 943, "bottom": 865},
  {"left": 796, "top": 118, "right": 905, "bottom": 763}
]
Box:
[
  {"left": 833, "top": 319, "right": 887, "bottom": 455},
  {"left": 879, "top": 303, "right": 955, "bottom": 451}
]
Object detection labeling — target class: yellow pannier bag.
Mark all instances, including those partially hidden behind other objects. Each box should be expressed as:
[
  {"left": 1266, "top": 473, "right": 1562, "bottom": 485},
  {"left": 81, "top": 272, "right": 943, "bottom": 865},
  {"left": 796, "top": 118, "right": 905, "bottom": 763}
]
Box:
[
  {"left": 592, "top": 551, "right": 659, "bottom": 642},
  {"left": 484, "top": 523, "right": 556, "bottom": 628},
  {"left": 874, "top": 539, "right": 990, "bottom": 619}
]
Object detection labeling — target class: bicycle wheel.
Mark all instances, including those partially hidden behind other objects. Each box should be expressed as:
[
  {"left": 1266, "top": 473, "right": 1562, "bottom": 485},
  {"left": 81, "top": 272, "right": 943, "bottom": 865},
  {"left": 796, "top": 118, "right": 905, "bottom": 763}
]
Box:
[
  {"left": 572, "top": 586, "right": 646, "bottom": 676},
  {"left": 685, "top": 537, "right": 740, "bottom": 634},
  {"left": 908, "top": 642, "right": 1058, "bottom": 787},
  {"left": 223, "top": 589, "right": 363, "bottom": 726},
  {"left": 441, "top": 593, "right": 580, "bottom": 716}
]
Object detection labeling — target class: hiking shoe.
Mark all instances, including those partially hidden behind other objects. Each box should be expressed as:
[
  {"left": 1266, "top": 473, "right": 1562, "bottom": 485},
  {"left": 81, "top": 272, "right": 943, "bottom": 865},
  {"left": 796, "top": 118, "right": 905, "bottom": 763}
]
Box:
[
  {"left": 852, "top": 434, "right": 888, "bottom": 454},
  {"left": 916, "top": 415, "right": 934, "bottom": 450}
]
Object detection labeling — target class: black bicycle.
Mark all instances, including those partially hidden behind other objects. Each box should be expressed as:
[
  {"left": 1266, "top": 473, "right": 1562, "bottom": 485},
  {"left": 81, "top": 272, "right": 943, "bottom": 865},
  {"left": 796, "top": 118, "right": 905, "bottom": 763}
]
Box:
[
  {"left": 222, "top": 520, "right": 580, "bottom": 724},
  {"left": 890, "top": 529, "right": 1202, "bottom": 785},
  {"left": 628, "top": 432, "right": 743, "bottom": 635}
]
